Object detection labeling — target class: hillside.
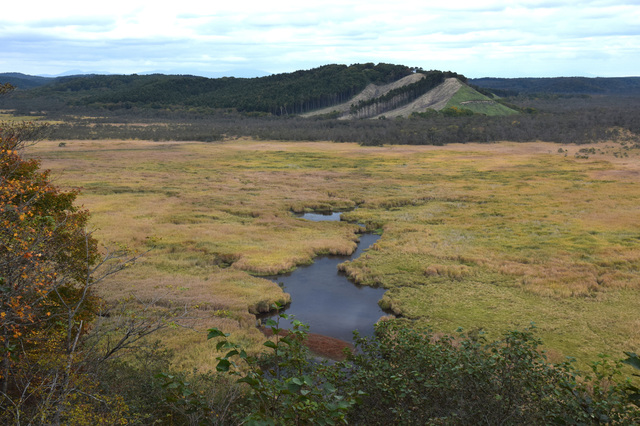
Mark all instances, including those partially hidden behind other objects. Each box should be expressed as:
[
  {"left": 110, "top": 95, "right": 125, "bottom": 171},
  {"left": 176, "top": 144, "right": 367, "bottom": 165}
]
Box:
[
  {"left": 305, "top": 77, "right": 518, "bottom": 119},
  {"left": 0, "top": 72, "right": 54, "bottom": 89},
  {"left": 3, "top": 69, "right": 640, "bottom": 118},
  {"left": 0, "top": 64, "right": 419, "bottom": 115},
  {"left": 302, "top": 73, "right": 426, "bottom": 117},
  {"left": 7, "top": 67, "right": 593, "bottom": 119},
  {"left": 445, "top": 84, "right": 519, "bottom": 116},
  {"left": 0, "top": 65, "right": 473, "bottom": 117},
  {"left": 372, "top": 78, "right": 463, "bottom": 118}
]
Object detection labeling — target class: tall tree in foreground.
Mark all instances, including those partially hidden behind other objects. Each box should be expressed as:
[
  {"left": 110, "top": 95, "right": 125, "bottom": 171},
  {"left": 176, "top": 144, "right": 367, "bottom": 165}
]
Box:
[{"left": 0, "top": 85, "right": 137, "bottom": 423}]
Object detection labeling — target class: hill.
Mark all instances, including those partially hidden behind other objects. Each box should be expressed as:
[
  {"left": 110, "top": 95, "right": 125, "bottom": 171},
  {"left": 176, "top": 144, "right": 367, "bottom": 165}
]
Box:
[
  {"left": 0, "top": 72, "right": 54, "bottom": 90},
  {"left": 1, "top": 64, "right": 418, "bottom": 115},
  {"left": 3, "top": 67, "right": 640, "bottom": 133},
  {"left": 305, "top": 76, "right": 518, "bottom": 119},
  {"left": 0, "top": 65, "right": 484, "bottom": 117},
  {"left": 303, "top": 73, "right": 427, "bottom": 118}
]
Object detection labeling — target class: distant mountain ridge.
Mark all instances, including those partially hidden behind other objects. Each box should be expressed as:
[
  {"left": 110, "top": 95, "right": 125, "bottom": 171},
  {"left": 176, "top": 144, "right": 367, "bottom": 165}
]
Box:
[
  {"left": 470, "top": 77, "right": 640, "bottom": 96},
  {"left": 0, "top": 73, "right": 54, "bottom": 89}
]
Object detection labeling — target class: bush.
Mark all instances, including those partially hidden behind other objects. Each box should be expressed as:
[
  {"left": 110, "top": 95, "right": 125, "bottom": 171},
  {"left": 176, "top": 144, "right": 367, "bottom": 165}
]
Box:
[
  {"left": 342, "top": 320, "right": 639, "bottom": 425},
  {"left": 209, "top": 308, "right": 358, "bottom": 425},
  {"left": 207, "top": 315, "right": 639, "bottom": 425}
]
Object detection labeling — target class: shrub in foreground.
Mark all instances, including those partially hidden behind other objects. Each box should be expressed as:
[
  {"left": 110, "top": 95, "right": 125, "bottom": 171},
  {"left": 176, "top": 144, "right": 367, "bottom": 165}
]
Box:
[
  {"left": 344, "top": 320, "right": 638, "bottom": 425},
  {"left": 209, "top": 317, "right": 639, "bottom": 425}
]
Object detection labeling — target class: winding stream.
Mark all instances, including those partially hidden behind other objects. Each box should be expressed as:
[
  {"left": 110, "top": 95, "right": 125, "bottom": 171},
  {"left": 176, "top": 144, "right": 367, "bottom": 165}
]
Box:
[{"left": 264, "top": 213, "right": 387, "bottom": 342}]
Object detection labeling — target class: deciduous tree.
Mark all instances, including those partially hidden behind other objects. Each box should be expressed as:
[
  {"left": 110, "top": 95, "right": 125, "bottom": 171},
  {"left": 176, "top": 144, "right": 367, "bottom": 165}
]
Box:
[{"left": 0, "top": 106, "right": 144, "bottom": 423}]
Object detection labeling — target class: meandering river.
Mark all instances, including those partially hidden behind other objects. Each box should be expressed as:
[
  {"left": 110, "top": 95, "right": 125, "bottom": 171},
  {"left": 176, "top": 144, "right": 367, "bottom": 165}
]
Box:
[{"left": 264, "top": 212, "right": 387, "bottom": 342}]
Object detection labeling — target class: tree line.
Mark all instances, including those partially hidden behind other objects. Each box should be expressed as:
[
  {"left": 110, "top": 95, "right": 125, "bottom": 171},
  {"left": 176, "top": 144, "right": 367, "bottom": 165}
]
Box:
[
  {"left": 471, "top": 76, "right": 640, "bottom": 96},
  {"left": 38, "top": 94, "right": 640, "bottom": 146}
]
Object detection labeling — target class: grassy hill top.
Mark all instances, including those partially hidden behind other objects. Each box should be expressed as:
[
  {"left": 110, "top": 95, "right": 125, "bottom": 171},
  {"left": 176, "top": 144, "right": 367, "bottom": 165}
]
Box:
[{"left": 445, "top": 84, "right": 519, "bottom": 116}]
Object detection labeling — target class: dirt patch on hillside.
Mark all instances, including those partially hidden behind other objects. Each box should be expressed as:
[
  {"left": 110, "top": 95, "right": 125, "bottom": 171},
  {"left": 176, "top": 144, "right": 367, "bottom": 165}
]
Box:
[
  {"left": 303, "top": 76, "right": 463, "bottom": 120},
  {"left": 372, "top": 78, "right": 462, "bottom": 118},
  {"left": 303, "top": 73, "right": 425, "bottom": 118}
]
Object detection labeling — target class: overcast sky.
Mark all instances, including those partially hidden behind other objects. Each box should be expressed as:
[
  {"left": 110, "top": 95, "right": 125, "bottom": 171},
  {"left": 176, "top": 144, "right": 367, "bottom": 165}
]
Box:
[{"left": 2, "top": 0, "right": 639, "bottom": 79}]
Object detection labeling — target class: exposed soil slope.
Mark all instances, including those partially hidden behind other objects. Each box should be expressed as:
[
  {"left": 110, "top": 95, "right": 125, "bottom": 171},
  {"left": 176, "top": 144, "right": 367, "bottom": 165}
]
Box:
[
  {"left": 371, "top": 78, "right": 463, "bottom": 118},
  {"left": 302, "top": 73, "right": 426, "bottom": 118},
  {"left": 304, "top": 77, "right": 465, "bottom": 119}
]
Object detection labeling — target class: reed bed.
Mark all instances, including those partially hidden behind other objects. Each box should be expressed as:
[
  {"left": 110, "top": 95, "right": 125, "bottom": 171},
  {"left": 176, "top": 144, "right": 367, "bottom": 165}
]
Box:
[{"left": 26, "top": 138, "right": 640, "bottom": 367}]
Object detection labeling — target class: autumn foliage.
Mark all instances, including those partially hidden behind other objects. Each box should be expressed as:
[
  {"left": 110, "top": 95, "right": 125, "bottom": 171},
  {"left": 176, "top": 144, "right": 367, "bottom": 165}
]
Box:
[
  {"left": 2, "top": 125, "right": 95, "bottom": 328},
  {"left": 0, "top": 111, "right": 113, "bottom": 422}
]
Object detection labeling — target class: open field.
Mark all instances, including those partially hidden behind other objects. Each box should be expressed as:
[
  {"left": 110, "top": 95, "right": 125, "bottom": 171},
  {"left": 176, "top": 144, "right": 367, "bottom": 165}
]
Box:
[{"left": 25, "top": 138, "right": 640, "bottom": 370}]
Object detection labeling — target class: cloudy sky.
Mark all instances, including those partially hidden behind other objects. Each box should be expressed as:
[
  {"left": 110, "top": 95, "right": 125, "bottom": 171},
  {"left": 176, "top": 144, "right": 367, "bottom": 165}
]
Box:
[{"left": 2, "top": 0, "right": 639, "bottom": 78}]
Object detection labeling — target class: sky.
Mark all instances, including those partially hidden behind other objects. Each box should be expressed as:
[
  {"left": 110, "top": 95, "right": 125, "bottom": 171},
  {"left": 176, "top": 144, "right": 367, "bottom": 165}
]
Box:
[{"left": 2, "top": 0, "right": 639, "bottom": 79}]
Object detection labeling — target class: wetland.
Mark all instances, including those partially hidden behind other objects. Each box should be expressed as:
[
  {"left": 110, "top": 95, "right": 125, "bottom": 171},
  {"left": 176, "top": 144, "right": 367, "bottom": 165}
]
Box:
[{"left": 26, "top": 138, "right": 640, "bottom": 370}]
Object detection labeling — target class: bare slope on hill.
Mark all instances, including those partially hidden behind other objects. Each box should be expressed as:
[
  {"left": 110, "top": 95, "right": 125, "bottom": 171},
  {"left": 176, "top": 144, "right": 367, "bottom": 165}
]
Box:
[
  {"left": 302, "top": 73, "right": 426, "bottom": 118},
  {"left": 371, "top": 78, "right": 463, "bottom": 118},
  {"left": 304, "top": 76, "right": 464, "bottom": 119}
]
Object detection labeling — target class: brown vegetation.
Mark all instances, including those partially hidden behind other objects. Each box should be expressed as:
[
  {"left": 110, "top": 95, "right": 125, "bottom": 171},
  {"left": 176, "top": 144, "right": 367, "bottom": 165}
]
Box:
[{"left": 260, "top": 327, "right": 354, "bottom": 361}]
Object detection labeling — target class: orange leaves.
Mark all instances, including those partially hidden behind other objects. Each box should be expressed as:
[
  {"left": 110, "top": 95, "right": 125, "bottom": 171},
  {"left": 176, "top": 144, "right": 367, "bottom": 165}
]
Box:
[
  {"left": 0, "top": 94, "right": 116, "bottom": 424},
  {"left": 1, "top": 127, "right": 97, "bottom": 380}
]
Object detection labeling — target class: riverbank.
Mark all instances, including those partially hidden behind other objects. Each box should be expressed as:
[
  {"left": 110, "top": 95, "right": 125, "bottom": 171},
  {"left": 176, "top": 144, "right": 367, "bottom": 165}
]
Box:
[
  {"left": 263, "top": 229, "right": 387, "bottom": 342},
  {"left": 260, "top": 327, "right": 354, "bottom": 361}
]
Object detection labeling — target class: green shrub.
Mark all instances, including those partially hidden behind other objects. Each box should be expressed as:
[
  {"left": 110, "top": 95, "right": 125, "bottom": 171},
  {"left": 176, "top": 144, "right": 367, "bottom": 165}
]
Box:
[
  {"left": 208, "top": 307, "right": 358, "bottom": 425},
  {"left": 207, "top": 317, "right": 639, "bottom": 425},
  {"left": 441, "top": 106, "right": 475, "bottom": 117},
  {"left": 342, "top": 321, "right": 639, "bottom": 425}
]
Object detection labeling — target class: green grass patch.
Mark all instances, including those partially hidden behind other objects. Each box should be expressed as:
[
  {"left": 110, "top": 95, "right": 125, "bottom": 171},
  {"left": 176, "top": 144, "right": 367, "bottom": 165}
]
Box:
[{"left": 446, "top": 85, "right": 519, "bottom": 116}]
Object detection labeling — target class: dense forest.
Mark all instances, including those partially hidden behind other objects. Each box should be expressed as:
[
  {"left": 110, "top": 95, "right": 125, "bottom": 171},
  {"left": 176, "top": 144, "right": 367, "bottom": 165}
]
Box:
[
  {"left": 33, "top": 95, "right": 640, "bottom": 146},
  {"left": 3, "top": 64, "right": 421, "bottom": 115}
]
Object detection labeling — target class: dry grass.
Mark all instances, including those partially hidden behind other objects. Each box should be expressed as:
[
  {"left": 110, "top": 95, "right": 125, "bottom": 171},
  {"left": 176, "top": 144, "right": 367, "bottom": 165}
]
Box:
[{"left": 27, "top": 138, "right": 640, "bottom": 368}]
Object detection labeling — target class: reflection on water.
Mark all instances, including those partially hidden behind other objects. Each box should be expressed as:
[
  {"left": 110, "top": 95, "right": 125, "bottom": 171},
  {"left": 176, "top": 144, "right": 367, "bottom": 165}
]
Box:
[
  {"left": 294, "top": 211, "right": 342, "bottom": 222},
  {"left": 265, "top": 220, "right": 386, "bottom": 342}
]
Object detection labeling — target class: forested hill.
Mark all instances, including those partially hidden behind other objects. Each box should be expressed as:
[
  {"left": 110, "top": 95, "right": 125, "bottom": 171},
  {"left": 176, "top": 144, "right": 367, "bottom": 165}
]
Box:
[
  {"left": 0, "top": 73, "right": 56, "bottom": 90},
  {"left": 1, "top": 64, "right": 467, "bottom": 116},
  {"left": 470, "top": 76, "right": 640, "bottom": 96},
  {"left": 4, "top": 67, "right": 639, "bottom": 119}
]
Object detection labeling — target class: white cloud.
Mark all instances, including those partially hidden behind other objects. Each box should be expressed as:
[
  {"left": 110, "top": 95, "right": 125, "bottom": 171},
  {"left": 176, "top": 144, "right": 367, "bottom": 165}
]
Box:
[{"left": 0, "top": 0, "right": 638, "bottom": 77}]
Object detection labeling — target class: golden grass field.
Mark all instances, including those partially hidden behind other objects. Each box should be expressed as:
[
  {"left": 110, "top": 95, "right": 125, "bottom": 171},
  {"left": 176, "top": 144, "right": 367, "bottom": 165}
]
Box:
[{"left": 25, "top": 138, "right": 640, "bottom": 370}]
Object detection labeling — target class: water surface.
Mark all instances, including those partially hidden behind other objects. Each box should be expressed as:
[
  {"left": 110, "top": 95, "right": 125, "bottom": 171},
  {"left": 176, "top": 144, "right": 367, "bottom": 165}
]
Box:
[
  {"left": 265, "top": 214, "right": 386, "bottom": 342},
  {"left": 293, "top": 211, "right": 342, "bottom": 222}
]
